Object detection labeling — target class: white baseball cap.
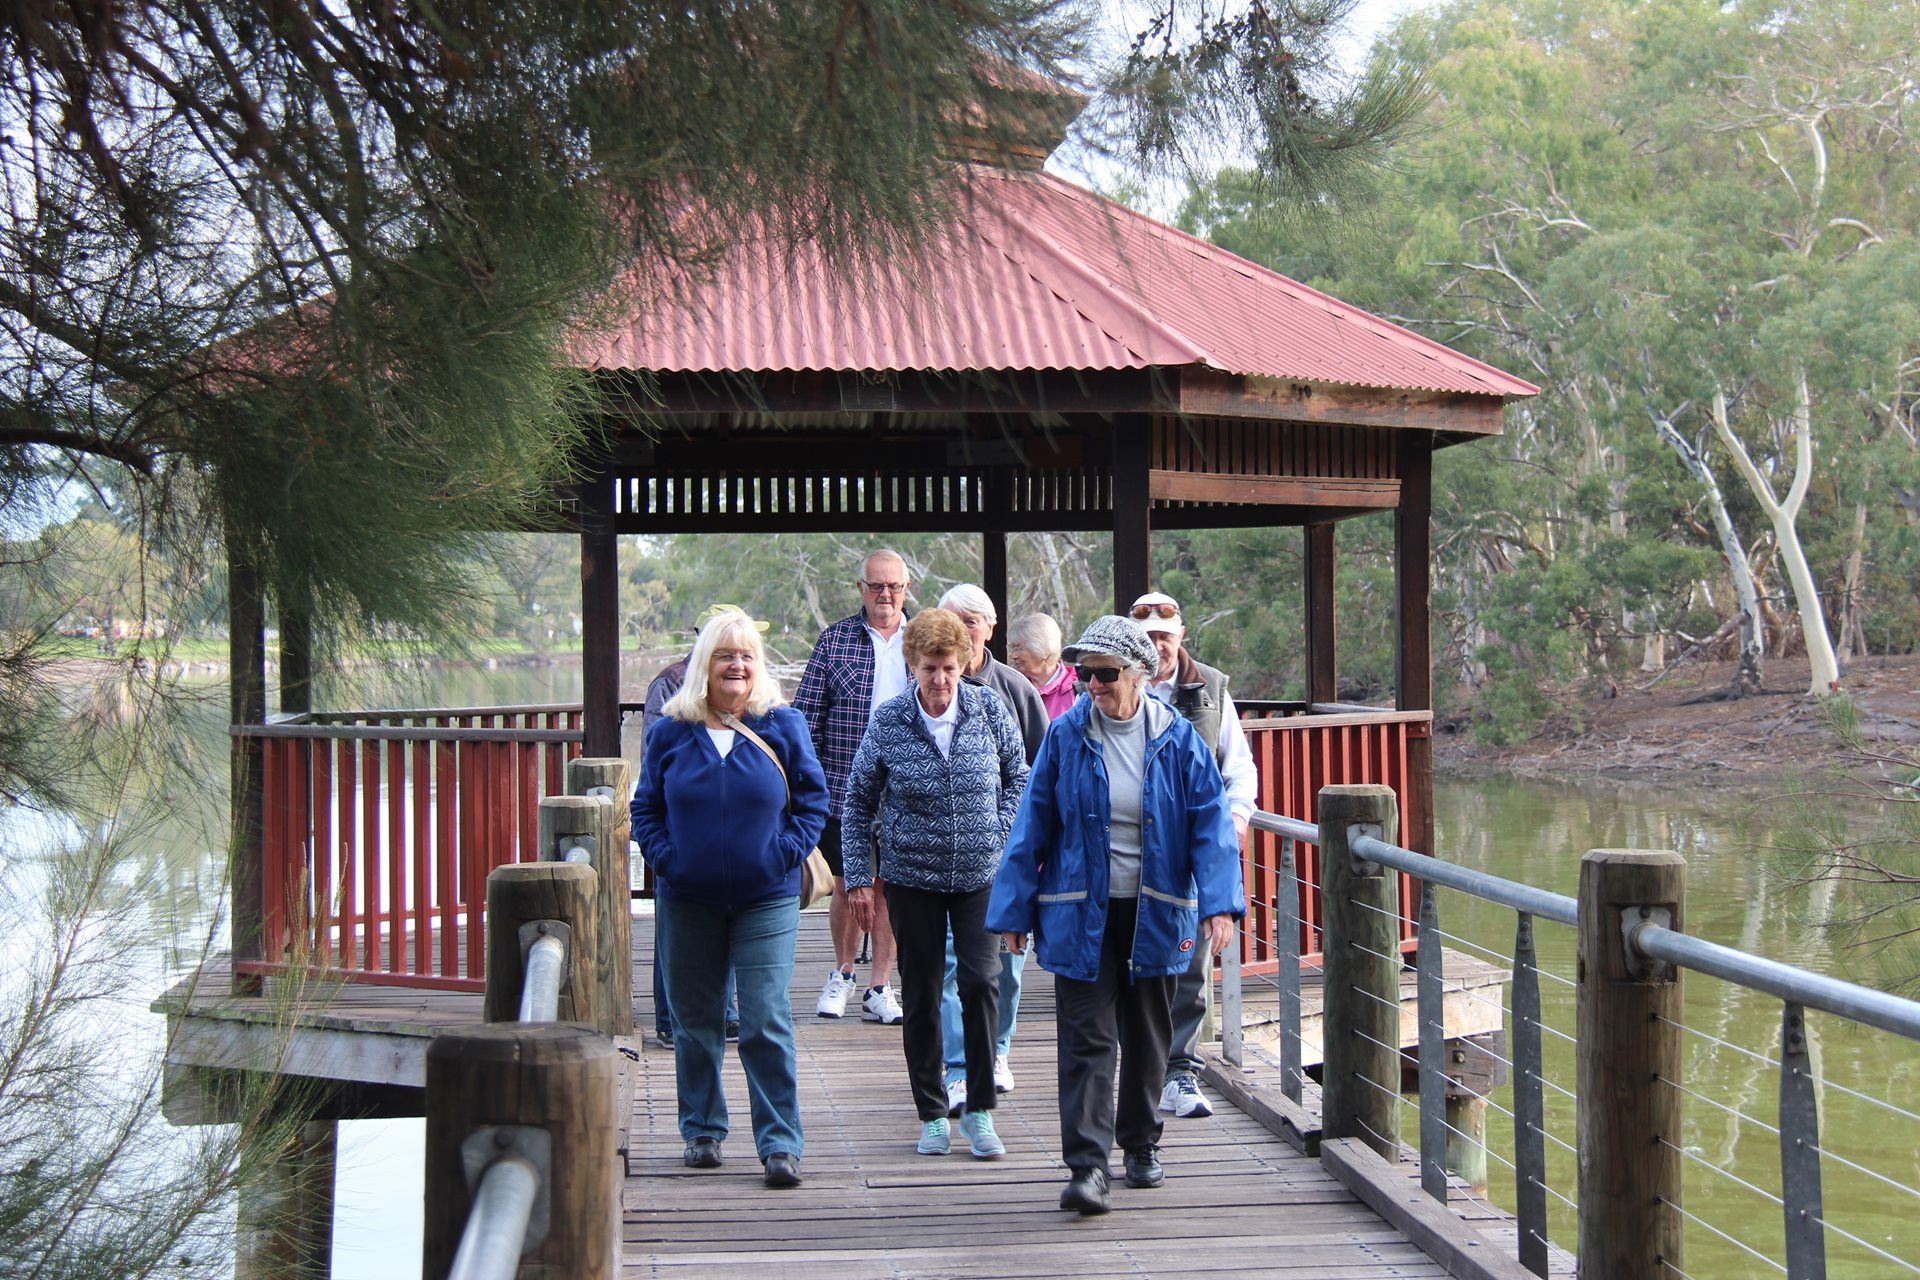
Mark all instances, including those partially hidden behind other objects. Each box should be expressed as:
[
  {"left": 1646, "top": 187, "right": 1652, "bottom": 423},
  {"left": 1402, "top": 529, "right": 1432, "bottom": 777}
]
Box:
[{"left": 1128, "top": 591, "right": 1184, "bottom": 635}]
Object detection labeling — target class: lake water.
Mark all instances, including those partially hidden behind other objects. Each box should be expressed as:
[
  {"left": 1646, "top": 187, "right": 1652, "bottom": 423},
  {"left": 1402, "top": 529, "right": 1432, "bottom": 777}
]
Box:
[{"left": 25, "top": 659, "right": 1918, "bottom": 1277}]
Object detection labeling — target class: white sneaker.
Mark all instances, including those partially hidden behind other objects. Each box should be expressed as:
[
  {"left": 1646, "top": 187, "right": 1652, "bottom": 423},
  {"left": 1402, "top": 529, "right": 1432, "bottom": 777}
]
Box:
[
  {"left": 992, "top": 1054, "right": 1015, "bottom": 1093},
  {"left": 945, "top": 1077, "right": 968, "bottom": 1118},
  {"left": 1159, "top": 1072, "right": 1213, "bottom": 1118},
  {"left": 816, "top": 968, "right": 855, "bottom": 1018},
  {"left": 861, "top": 984, "right": 904, "bottom": 1024}
]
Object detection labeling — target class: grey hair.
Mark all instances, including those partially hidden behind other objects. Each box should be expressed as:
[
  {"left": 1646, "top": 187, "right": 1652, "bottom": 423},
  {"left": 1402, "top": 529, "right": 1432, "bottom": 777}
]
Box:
[
  {"left": 858, "top": 548, "right": 908, "bottom": 581},
  {"left": 1007, "top": 613, "right": 1062, "bottom": 662},
  {"left": 936, "top": 582, "right": 996, "bottom": 624}
]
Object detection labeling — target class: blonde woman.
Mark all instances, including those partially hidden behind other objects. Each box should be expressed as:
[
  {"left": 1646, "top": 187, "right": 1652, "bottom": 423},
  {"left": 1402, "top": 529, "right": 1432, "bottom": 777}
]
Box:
[{"left": 631, "top": 609, "right": 828, "bottom": 1188}]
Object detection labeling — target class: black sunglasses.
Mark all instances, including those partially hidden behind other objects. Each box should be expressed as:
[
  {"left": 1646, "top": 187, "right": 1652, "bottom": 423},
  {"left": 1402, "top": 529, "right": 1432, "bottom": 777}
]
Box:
[{"left": 1075, "top": 664, "right": 1125, "bottom": 685}]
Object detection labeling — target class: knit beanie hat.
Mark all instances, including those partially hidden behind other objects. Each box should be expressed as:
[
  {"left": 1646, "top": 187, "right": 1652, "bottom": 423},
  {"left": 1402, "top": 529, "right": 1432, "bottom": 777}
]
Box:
[{"left": 1060, "top": 615, "right": 1160, "bottom": 681}]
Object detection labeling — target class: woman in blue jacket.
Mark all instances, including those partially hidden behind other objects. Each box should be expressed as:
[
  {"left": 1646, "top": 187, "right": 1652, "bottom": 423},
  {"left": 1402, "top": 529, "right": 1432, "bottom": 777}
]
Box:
[
  {"left": 631, "top": 608, "right": 828, "bottom": 1189},
  {"left": 987, "top": 615, "right": 1245, "bottom": 1215}
]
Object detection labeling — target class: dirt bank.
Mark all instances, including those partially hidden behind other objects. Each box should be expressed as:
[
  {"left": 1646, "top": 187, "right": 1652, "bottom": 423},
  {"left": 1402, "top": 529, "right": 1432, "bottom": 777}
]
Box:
[{"left": 1436, "top": 653, "right": 1920, "bottom": 781}]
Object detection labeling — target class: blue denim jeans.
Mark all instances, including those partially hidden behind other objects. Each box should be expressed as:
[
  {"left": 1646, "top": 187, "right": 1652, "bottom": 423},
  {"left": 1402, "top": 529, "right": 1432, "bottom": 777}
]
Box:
[
  {"left": 941, "top": 926, "right": 1024, "bottom": 1082},
  {"left": 653, "top": 931, "right": 737, "bottom": 1037},
  {"left": 658, "top": 894, "right": 803, "bottom": 1159}
]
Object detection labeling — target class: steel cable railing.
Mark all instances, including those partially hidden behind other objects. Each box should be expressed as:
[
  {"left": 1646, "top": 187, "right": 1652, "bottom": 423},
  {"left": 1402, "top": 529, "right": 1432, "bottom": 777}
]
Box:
[{"left": 1233, "top": 788, "right": 1920, "bottom": 1280}]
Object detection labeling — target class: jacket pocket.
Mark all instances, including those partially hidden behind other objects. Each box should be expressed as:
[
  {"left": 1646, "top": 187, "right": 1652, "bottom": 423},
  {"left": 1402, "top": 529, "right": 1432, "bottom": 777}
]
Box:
[{"left": 1140, "top": 885, "right": 1200, "bottom": 968}]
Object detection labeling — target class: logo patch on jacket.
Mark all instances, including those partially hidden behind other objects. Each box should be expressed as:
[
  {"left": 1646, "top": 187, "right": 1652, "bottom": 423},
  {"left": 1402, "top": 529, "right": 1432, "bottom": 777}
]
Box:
[{"left": 1179, "top": 937, "right": 1194, "bottom": 952}]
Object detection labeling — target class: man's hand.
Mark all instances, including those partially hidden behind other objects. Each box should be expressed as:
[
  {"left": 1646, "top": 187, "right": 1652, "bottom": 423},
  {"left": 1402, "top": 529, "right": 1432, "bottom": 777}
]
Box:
[
  {"left": 1002, "top": 931, "right": 1028, "bottom": 956},
  {"left": 848, "top": 886, "right": 874, "bottom": 932},
  {"left": 1201, "top": 914, "right": 1234, "bottom": 956},
  {"left": 1233, "top": 813, "right": 1250, "bottom": 842}
]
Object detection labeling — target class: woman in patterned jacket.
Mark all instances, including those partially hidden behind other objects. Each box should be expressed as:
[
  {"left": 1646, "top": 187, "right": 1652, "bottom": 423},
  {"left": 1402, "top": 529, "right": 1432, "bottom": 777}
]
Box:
[{"left": 842, "top": 609, "right": 1029, "bottom": 1161}]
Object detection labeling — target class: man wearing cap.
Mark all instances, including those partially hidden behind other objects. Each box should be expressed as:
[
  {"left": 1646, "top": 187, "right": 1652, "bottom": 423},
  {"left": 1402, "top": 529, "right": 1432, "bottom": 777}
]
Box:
[
  {"left": 793, "top": 550, "right": 910, "bottom": 1024},
  {"left": 1128, "top": 591, "right": 1258, "bottom": 1120}
]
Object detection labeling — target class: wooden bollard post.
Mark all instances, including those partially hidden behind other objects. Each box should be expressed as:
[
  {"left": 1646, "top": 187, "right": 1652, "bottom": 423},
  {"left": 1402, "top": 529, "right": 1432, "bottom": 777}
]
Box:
[
  {"left": 1318, "top": 783, "right": 1402, "bottom": 1159},
  {"left": 537, "top": 793, "right": 626, "bottom": 1035},
  {"left": 424, "top": 1024, "right": 617, "bottom": 1280},
  {"left": 1577, "top": 849, "right": 1686, "bottom": 1280},
  {"left": 568, "top": 758, "right": 633, "bottom": 1035},
  {"left": 233, "top": 1119, "right": 335, "bottom": 1280},
  {"left": 485, "top": 862, "right": 601, "bottom": 1027}
]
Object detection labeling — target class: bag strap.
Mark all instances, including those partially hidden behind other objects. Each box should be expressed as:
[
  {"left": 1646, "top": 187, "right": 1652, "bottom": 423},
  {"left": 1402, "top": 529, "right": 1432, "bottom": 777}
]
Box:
[{"left": 720, "top": 713, "right": 790, "bottom": 811}]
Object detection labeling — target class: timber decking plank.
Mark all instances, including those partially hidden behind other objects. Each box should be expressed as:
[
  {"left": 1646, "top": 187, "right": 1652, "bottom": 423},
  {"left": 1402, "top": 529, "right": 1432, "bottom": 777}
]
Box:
[{"left": 622, "top": 912, "right": 1451, "bottom": 1279}]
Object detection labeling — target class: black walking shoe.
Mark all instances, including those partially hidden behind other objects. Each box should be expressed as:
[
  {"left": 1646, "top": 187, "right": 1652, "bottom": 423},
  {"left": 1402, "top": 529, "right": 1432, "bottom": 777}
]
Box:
[
  {"left": 1059, "top": 1166, "right": 1111, "bottom": 1215},
  {"left": 725, "top": 1021, "right": 741, "bottom": 1043},
  {"left": 1123, "top": 1146, "right": 1164, "bottom": 1189},
  {"left": 682, "top": 1137, "right": 722, "bottom": 1169},
  {"left": 762, "top": 1153, "right": 802, "bottom": 1188}
]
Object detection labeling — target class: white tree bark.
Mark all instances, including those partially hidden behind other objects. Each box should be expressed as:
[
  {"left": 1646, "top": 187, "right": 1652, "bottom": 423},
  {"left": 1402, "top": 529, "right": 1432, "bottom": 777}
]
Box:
[
  {"left": 1709, "top": 380, "right": 1841, "bottom": 696},
  {"left": 1651, "top": 409, "right": 1765, "bottom": 694}
]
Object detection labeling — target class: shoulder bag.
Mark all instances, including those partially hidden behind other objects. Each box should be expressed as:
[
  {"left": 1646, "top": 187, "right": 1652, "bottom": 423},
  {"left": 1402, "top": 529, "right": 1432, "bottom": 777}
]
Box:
[{"left": 722, "top": 713, "right": 835, "bottom": 911}]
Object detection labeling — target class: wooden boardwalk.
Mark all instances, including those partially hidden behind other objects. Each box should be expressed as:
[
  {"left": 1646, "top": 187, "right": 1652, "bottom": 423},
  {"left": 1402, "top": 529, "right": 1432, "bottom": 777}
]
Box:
[{"left": 623, "top": 910, "right": 1454, "bottom": 1279}]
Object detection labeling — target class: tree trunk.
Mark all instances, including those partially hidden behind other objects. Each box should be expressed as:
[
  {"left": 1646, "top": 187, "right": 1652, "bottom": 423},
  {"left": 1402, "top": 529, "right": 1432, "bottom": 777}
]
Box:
[
  {"left": 1651, "top": 410, "right": 1764, "bottom": 695},
  {"left": 1709, "top": 382, "right": 1838, "bottom": 696},
  {"left": 1837, "top": 501, "right": 1868, "bottom": 659}
]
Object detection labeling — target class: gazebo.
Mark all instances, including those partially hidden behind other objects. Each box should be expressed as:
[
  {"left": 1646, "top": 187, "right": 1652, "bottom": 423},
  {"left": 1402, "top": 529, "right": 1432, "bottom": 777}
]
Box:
[{"left": 226, "top": 109, "right": 1535, "bottom": 994}]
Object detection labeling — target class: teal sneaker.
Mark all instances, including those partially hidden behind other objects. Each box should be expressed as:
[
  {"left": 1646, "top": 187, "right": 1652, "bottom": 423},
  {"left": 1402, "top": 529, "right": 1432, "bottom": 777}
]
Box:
[
  {"left": 961, "top": 1109, "right": 1004, "bottom": 1159},
  {"left": 917, "top": 1117, "right": 951, "bottom": 1156}
]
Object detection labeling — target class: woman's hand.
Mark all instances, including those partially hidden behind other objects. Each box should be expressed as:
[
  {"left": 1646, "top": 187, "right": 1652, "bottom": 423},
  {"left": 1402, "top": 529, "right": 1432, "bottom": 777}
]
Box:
[
  {"left": 1202, "top": 914, "right": 1234, "bottom": 956},
  {"left": 1002, "top": 931, "right": 1028, "bottom": 956},
  {"left": 848, "top": 886, "right": 875, "bottom": 932}
]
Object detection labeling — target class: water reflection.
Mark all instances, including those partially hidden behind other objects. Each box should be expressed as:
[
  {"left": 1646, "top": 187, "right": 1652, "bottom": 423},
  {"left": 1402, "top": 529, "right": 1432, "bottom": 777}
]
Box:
[{"left": 1435, "top": 775, "right": 1920, "bottom": 1280}]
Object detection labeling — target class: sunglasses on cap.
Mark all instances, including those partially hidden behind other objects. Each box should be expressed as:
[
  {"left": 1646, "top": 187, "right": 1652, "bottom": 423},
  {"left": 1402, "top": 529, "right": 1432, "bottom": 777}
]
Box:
[
  {"left": 1130, "top": 602, "right": 1179, "bottom": 620},
  {"left": 1075, "top": 664, "right": 1126, "bottom": 685}
]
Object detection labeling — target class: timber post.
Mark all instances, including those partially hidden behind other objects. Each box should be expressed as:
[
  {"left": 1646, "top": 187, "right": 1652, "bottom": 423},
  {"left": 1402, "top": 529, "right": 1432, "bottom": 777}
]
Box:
[
  {"left": 534, "top": 792, "right": 625, "bottom": 1035},
  {"left": 484, "top": 862, "right": 602, "bottom": 1028},
  {"left": 233, "top": 1119, "right": 336, "bottom": 1280},
  {"left": 424, "top": 1024, "right": 618, "bottom": 1280},
  {"left": 1577, "top": 849, "right": 1686, "bottom": 1280},
  {"left": 229, "top": 536, "right": 267, "bottom": 996},
  {"left": 567, "top": 758, "right": 634, "bottom": 1035},
  {"left": 1317, "top": 783, "right": 1402, "bottom": 1159}
]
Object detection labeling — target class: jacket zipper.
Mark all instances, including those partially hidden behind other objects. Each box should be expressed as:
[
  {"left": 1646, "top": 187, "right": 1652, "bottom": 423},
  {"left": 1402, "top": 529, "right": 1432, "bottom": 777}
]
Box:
[{"left": 1130, "top": 729, "right": 1172, "bottom": 976}]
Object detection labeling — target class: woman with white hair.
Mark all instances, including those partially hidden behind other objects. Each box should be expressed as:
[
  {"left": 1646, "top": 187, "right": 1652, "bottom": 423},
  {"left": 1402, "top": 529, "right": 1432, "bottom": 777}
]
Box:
[
  {"left": 1007, "top": 612, "right": 1075, "bottom": 720},
  {"left": 987, "top": 615, "right": 1244, "bottom": 1215},
  {"left": 937, "top": 583, "right": 1049, "bottom": 760},
  {"left": 631, "top": 608, "right": 828, "bottom": 1189}
]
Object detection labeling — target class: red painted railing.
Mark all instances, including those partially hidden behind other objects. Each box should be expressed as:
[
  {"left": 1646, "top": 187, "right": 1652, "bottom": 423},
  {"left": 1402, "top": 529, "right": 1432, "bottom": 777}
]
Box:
[
  {"left": 1240, "top": 706, "right": 1430, "bottom": 969},
  {"left": 236, "top": 710, "right": 584, "bottom": 991}
]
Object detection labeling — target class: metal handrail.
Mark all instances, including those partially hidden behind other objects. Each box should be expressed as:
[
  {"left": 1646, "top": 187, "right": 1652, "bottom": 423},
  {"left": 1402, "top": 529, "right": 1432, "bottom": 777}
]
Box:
[
  {"left": 1350, "top": 831, "right": 1578, "bottom": 926},
  {"left": 519, "top": 935, "right": 567, "bottom": 1024},
  {"left": 1238, "top": 801, "right": 1920, "bottom": 1279},
  {"left": 1634, "top": 923, "right": 1920, "bottom": 1042},
  {"left": 448, "top": 1155, "right": 540, "bottom": 1280}
]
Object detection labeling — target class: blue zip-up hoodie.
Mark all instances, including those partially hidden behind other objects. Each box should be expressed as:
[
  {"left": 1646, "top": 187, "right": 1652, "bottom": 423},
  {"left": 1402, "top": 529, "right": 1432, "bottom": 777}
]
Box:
[
  {"left": 986, "top": 695, "right": 1245, "bottom": 982},
  {"left": 631, "top": 706, "right": 829, "bottom": 909}
]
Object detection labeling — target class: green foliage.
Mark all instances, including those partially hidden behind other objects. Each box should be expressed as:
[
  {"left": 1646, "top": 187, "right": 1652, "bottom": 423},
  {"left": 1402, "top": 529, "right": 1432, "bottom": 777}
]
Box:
[{"left": 1175, "top": 0, "right": 1920, "bottom": 739}]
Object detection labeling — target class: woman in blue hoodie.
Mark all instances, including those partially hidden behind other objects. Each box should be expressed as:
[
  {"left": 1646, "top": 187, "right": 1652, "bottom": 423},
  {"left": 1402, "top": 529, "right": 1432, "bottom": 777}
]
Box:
[{"left": 631, "top": 608, "right": 828, "bottom": 1189}]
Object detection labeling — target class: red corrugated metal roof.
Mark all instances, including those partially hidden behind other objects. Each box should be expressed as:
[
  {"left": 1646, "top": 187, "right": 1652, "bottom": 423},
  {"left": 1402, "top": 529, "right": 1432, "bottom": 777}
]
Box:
[{"left": 571, "top": 168, "right": 1538, "bottom": 399}]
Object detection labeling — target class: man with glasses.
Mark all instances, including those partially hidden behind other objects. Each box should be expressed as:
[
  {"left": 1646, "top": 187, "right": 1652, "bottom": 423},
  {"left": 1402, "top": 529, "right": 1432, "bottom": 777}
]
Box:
[
  {"left": 794, "top": 550, "right": 911, "bottom": 1024},
  {"left": 1128, "top": 591, "right": 1257, "bottom": 1119}
]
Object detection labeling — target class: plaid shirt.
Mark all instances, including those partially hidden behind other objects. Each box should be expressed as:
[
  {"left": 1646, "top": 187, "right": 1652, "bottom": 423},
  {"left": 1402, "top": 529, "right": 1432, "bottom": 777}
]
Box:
[{"left": 794, "top": 611, "right": 903, "bottom": 808}]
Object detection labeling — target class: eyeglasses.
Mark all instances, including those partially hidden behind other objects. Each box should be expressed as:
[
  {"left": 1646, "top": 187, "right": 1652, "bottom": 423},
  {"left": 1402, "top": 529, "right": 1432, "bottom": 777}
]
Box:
[
  {"left": 1130, "top": 603, "right": 1179, "bottom": 621},
  {"left": 713, "top": 649, "right": 757, "bottom": 665},
  {"left": 1075, "top": 664, "right": 1126, "bottom": 685},
  {"left": 860, "top": 581, "right": 908, "bottom": 597}
]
